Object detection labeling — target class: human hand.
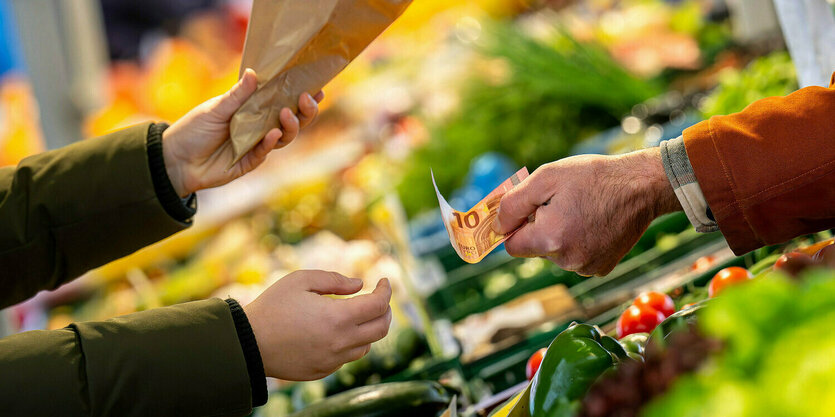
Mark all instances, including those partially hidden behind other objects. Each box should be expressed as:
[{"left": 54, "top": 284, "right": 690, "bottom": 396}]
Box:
[
  {"left": 244, "top": 270, "right": 392, "bottom": 381},
  {"left": 493, "top": 148, "right": 681, "bottom": 276},
  {"left": 161, "top": 69, "right": 325, "bottom": 197}
]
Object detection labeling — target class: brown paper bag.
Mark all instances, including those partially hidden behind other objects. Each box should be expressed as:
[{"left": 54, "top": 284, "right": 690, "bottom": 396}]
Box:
[{"left": 229, "top": 0, "right": 413, "bottom": 166}]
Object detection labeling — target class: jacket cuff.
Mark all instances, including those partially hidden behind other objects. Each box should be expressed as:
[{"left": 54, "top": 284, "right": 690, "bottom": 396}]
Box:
[
  {"left": 146, "top": 123, "right": 197, "bottom": 223},
  {"left": 226, "top": 299, "right": 268, "bottom": 407},
  {"left": 682, "top": 119, "right": 763, "bottom": 254},
  {"left": 659, "top": 136, "right": 719, "bottom": 233}
]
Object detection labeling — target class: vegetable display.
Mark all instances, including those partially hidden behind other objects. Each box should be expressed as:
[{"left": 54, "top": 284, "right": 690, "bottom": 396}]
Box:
[
  {"left": 289, "top": 381, "right": 450, "bottom": 417},
  {"left": 644, "top": 270, "right": 835, "bottom": 417}
]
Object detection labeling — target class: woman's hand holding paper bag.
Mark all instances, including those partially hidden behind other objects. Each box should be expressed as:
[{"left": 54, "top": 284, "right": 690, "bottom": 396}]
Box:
[{"left": 162, "top": 69, "right": 324, "bottom": 198}]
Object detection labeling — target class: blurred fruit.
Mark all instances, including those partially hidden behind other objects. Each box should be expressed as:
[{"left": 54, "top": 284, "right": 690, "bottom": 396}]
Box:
[
  {"left": 142, "top": 40, "right": 216, "bottom": 121},
  {"left": 690, "top": 255, "right": 717, "bottom": 272},
  {"left": 617, "top": 305, "right": 665, "bottom": 339},
  {"left": 708, "top": 267, "right": 752, "bottom": 297},
  {"left": 812, "top": 244, "right": 835, "bottom": 268},
  {"left": 798, "top": 238, "right": 835, "bottom": 256},
  {"left": 773, "top": 252, "right": 815, "bottom": 277},
  {"left": 526, "top": 348, "right": 547, "bottom": 380},
  {"left": 633, "top": 291, "right": 675, "bottom": 318}
]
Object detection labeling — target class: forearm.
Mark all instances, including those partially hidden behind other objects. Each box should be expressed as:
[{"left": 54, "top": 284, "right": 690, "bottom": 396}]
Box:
[
  {"left": 0, "top": 123, "right": 194, "bottom": 308},
  {"left": 0, "top": 299, "right": 264, "bottom": 416}
]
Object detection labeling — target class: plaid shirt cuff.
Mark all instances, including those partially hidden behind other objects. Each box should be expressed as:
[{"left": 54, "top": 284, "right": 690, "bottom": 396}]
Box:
[{"left": 659, "top": 136, "right": 719, "bottom": 233}]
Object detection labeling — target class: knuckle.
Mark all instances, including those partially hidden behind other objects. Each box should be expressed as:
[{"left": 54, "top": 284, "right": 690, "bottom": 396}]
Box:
[
  {"left": 373, "top": 298, "right": 389, "bottom": 316},
  {"left": 373, "top": 325, "right": 388, "bottom": 341},
  {"left": 328, "top": 271, "right": 344, "bottom": 287},
  {"left": 328, "top": 340, "right": 344, "bottom": 354},
  {"left": 543, "top": 236, "right": 562, "bottom": 255}
]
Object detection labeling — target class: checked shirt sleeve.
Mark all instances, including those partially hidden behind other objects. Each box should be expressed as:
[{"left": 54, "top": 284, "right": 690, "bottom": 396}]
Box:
[{"left": 659, "top": 136, "right": 719, "bottom": 233}]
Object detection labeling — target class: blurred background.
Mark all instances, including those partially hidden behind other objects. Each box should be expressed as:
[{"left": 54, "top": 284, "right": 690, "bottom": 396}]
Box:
[{"left": 1, "top": 0, "right": 834, "bottom": 416}]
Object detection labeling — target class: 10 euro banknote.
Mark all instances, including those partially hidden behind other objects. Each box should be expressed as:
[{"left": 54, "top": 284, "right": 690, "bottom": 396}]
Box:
[{"left": 432, "top": 167, "right": 529, "bottom": 263}]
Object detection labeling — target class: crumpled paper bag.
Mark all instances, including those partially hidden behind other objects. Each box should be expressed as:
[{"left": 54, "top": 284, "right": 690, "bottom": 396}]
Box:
[{"left": 229, "top": 0, "right": 413, "bottom": 167}]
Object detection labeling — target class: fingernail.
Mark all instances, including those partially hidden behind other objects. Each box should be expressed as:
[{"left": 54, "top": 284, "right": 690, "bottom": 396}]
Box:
[{"left": 492, "top": 217, "right": 502, "bottom": 234}]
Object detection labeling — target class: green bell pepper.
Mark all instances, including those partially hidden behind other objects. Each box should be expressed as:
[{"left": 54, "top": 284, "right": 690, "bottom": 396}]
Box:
[
  {"left": 529, "top": 322, "right": 629, "bottom": 417},
  {"left": 618, "top": 332, "right": 649, "bottom": 362}
]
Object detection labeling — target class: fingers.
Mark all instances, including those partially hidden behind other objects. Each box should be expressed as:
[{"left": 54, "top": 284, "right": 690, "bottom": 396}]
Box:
[
  {"left": 342, "top": 279, "right": 392, "bottom": 324},
  {"left": 343, "top": 344, "right": 372, "bottom": 363},
  {"left": 276, "top": 108, "right": 301, "bottom": 147},
  {"left": 302, "top": 271, "right": 364, "bottom": 295},
  {"left": 493, "top": 169, "right": 553, "bottom": 235},
  {"left": 352, "top": 307, "right": 392, "bottom": 347},
  {"left": 503, "top": 217, "right": 554, "bottom": 258},
  {"left": 212, "top": 68, "right": 258, "bottom": 119},
  {"left": 298, "top": 93, "right": 320, "bottom": 129},
  {"left": 250, "top": 129, "right": 283, "bottom": 161}
]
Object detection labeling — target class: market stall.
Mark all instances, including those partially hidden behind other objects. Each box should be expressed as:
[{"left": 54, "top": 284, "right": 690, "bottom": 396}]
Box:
[{"left": 2, "top": 0, "right": 835, "bottom": 416}]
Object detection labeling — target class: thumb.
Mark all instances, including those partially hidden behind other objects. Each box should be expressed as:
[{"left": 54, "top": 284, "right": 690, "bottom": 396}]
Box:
[
  {"left": 303, "top": 271, "right": 364, "bottom": 295},
  {"left": 493, "top": 170, "right": 551, "bottom": 235},
  {"left": 212, "top": 68, "right": 258, "bottom": 119}
]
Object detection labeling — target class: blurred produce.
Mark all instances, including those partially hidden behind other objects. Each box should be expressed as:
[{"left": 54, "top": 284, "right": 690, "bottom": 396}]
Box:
[
  {"left": 0, "top": 76, "right": 45, "bottom": 166},
  {"left": 289, "top": 381, "right": 451, "bottom": 417},
  {"left": 644, "top": 270, "right": 835, "bottom": 417},
  {"left": 707, "top": 266, "right": 752, "bottom": 298},
  {"left": 699, "top": 51, "right": 797, "bottom": 117}
]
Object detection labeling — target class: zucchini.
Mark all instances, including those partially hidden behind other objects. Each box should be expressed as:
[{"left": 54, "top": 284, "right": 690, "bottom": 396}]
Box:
[{"left": 290, "top": 381, "right": 451, "bottom": 417}]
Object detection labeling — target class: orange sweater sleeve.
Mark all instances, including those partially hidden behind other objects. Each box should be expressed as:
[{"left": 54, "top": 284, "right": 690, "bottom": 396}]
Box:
[{"left": 682, "top": 72, "right": 835, "bottom": 254}]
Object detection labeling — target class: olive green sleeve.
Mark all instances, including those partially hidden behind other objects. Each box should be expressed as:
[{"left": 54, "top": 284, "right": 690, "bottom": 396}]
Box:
[
  {"left": 0, "top": 299, "right": 253, "bottom": 416},
  {"left": 0, "top": 123, "right": 189, "bottom": 308}
]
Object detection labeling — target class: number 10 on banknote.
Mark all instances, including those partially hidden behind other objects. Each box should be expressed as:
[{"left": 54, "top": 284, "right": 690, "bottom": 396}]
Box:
[{"left": 432, "top": 168, "right": 529, "bottom": 263}]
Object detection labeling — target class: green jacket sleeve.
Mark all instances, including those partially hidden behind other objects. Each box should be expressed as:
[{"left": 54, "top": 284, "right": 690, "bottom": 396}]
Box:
[
  {"left": 0, "top": 298, "right": 254, "bottom": 416},
  {"left": 0, "top": 123, "right": 189, "bottom": 308}
]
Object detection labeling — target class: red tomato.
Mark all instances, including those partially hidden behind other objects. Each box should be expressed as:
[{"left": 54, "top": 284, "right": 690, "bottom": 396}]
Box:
[
  {"left": 690, "top": 255, "right": 717, "bottom": 272},
  {"left": 773, "top": 252, "right": 815, "bottom": 276},
  {"left": 617, "top": 305, "right": 666, "bottom": 339},
  {"left": 525, "top": 348, "right": 547, "bottom": 380},
  {"left": 633, "top": 291, "right": 676, "bottom": 318},
  {"left": 708, "top": 267, "right": 753, "bottom": 298}
]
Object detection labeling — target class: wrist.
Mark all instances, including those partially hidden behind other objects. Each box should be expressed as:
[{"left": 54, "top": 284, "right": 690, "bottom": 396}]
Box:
[
  {"left": 642, "top": 147, "right": 682, "bottom": 217},
  {"left": 619, "top": 148, "right": 681, "bottom": 219},
  {"left": 161, "top": 128, "right": 190, "bottom": 198}
]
